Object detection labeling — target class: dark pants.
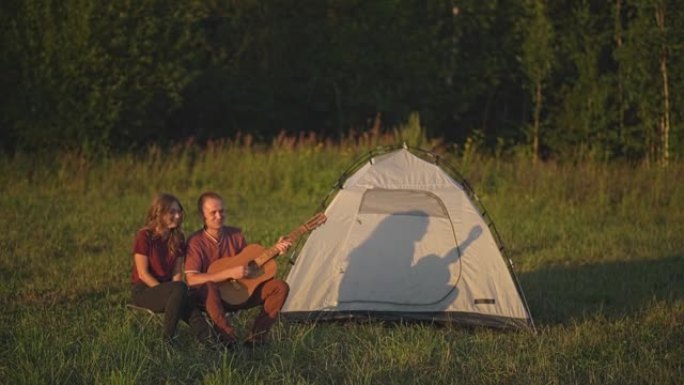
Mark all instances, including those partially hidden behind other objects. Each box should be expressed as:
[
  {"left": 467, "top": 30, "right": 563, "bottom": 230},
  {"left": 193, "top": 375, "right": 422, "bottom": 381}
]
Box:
[{"left": 131, "top": 281, "right": 211, "bottom": 341}]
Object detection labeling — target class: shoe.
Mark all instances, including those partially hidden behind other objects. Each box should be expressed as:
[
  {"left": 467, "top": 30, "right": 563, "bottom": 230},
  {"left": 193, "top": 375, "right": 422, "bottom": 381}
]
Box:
[
  {"left": 218, "top": 331, "right": 238, "bottom": 349},
  {"left": 164, "top": 335, "right": 181, "bottom": 347},
  {"left": 162, "top": 336, "right": 181, "bottom": 354},
  {"left": 212, "top": 322, "right": 238, "bottom": 349},
  {"left": 243, "top": 333, "right": 268, "bottom": 348}
]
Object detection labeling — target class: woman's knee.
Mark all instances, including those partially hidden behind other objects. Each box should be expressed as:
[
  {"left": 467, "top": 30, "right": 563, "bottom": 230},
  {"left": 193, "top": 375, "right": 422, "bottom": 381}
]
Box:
[{"left": 168, "top": 281, "right": 189, "bottom": 298}]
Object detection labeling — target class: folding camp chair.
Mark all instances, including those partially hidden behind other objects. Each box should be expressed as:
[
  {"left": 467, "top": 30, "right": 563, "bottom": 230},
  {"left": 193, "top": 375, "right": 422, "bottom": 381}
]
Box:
[
  {"left": 126, "top": 303, "right": 163, "bottom": 330},
  {"left": 126, "top": 303, "right": 238, "bottom": 345}
]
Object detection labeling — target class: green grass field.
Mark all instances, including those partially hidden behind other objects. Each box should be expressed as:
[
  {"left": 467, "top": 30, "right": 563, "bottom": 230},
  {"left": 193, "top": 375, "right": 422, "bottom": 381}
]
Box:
[{"left": 1, "top": 139, "right": 683, "bottom": 384}]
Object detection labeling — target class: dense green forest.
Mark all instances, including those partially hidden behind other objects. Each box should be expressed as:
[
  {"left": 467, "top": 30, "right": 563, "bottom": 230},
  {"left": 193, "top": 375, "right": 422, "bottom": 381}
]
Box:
[{"left": 1, "top": 0, "right": 682, "bottom": 163}]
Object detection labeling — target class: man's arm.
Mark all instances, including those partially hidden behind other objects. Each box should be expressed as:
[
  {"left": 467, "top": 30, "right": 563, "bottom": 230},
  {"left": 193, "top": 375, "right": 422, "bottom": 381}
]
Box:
[
  {"left": 184, "top": 238, "right": 246, "bottom": 287},
  {"left": 185, "top": 266, "right": 246, "bottom": 287},
  {"left": 186, "top": 235, "right": 289, "bottom": 286}
]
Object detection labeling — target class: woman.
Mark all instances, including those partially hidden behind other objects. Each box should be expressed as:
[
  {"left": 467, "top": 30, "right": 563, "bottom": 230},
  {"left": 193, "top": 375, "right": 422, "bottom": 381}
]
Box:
[{"left": 130, "top": 193, "right": 209, "bottom": 344}]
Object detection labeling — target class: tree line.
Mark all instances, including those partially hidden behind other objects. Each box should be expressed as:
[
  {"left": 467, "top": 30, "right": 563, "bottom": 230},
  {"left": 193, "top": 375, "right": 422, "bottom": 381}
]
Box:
[{"left": 1, "top": 0, "right": 681, "bottom": 163}]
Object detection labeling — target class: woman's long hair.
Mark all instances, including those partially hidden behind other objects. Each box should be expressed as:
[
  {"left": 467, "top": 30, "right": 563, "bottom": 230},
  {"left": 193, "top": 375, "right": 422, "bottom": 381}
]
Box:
[{"left": 144, "top": 193, "right": 185, "bottom": 257}]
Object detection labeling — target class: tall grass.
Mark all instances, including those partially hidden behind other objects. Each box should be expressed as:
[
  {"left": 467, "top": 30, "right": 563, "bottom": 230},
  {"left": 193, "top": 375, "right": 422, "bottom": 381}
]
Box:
[{"left": 1, "top": 135, "right": 682, "bottom": 384}]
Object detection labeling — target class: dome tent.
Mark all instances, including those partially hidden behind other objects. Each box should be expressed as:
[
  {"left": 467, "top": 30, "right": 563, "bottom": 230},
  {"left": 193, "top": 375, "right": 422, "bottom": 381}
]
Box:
[{"left": 282, "top": 145, "right": 533, "bottom": 329}]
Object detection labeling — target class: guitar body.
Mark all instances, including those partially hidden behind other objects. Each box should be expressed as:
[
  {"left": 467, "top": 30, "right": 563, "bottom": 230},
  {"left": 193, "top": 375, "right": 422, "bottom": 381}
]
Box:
[
  {"left": 205, "top": 212, "right": 326, "bottom": 306},
  {"left": 207, "top": 244, "right": 278, "bottom": 306}
]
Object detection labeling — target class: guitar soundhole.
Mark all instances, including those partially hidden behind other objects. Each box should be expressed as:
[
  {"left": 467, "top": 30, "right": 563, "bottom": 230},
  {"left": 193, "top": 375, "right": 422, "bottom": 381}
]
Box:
[{"left": 246, "top": 261, "right": 263, "bottom": 278}]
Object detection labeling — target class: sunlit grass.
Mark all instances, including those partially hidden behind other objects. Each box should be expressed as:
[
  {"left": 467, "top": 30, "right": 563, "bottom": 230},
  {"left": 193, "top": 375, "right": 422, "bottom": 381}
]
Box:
[{"left": 1, "top": 135, "right": 682, "bottom": 384}]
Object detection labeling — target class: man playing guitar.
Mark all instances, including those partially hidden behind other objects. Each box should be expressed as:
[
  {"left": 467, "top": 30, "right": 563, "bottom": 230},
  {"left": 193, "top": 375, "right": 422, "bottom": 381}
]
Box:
[{"left": 184, "top": 191, "right": 292, "bottom": 347}]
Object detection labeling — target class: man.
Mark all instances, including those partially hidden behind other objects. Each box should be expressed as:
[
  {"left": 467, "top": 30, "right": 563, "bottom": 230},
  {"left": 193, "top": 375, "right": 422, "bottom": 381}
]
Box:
[{"left": 185, "top": 191, "right": 291, "bottom": 347}]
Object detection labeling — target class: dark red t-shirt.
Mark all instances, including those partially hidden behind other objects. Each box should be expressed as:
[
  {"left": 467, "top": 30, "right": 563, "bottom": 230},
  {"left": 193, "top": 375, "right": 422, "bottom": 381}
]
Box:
[
  {"left": 130, "top": 229, "right": 180, "bottom": 285},
  {"left": 185, "top": 226, "right": 247, "bottom": 274}
]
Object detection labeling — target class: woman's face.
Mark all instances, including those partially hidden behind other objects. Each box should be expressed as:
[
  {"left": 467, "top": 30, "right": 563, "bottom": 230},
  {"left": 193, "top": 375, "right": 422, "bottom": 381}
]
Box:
[{"left": 163, "top": 201, "right": 183, "bottom": 230}]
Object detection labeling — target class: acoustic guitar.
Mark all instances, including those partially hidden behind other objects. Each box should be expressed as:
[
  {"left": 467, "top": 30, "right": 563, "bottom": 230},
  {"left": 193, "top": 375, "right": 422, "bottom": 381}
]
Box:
[{"left": 207, "top": 212, "right": 327, "bottom": 305}]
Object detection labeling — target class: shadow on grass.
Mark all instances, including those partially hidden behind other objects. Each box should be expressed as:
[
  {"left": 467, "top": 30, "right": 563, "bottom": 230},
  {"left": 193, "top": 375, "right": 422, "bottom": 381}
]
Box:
[{"left": 519, "top": 255, "right": 684, "bottom": 325}]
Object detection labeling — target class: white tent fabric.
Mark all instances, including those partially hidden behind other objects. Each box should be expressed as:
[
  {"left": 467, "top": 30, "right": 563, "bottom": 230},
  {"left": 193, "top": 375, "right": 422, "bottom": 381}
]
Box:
[{"left": 282, "top": 148, "right": 533, "bottom": 329}]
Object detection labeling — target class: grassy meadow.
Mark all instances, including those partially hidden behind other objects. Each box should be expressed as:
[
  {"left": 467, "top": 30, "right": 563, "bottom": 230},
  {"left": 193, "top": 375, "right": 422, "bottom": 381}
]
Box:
[{"left": 1, "top": 136, "right": 683, "bottom": 384}]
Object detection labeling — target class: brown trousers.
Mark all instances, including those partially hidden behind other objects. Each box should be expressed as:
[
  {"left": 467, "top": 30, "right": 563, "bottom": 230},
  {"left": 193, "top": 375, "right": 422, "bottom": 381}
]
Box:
[{"left": 200, "top": 279, "right": 289, "bottom": 340}]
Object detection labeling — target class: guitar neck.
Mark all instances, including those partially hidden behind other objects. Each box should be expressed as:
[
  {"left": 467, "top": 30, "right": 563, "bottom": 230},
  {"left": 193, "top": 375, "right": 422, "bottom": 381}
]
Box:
[{"left": 253, "top": 225, "right": 308, "bottom": 267}]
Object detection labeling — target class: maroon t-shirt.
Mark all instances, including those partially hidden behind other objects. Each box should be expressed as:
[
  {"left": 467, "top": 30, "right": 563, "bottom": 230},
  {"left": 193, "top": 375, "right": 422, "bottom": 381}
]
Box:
[
  {"left": 185, "top": 226, "right": 247, "bottom": 274},
  {"left": 130, "top": 229, "right": 179, "bottom": 284}
]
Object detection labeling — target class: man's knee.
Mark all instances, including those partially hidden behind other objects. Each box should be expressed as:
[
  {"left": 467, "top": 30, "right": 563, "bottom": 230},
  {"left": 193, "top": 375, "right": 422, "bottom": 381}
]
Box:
[
  {"left": 270, "top": 279, "right": 289, "bottom": 295},
  {"left": 264, "top": 279, "right": 289, "bottom": 304}
]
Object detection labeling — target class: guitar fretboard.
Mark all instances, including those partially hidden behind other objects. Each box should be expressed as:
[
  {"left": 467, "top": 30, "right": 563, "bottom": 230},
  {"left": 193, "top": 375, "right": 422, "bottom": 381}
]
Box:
[{"left": 252, "top": 213, "right": 324, "bottom": 267}]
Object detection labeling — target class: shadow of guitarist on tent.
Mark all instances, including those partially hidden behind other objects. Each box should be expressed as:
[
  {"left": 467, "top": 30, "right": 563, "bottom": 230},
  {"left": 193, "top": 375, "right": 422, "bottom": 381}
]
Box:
[{"left": 337, "top": 209, "right": 482, "bottom": 312}]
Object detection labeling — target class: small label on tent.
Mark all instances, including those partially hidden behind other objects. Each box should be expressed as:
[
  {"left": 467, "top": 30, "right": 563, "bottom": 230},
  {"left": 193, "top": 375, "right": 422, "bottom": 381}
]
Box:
[{"left": 474, "top": 298, "right": 496, "bottom": 305}]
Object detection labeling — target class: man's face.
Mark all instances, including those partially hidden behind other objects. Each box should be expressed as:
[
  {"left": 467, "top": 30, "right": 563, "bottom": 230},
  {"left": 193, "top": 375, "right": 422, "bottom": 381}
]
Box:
[{"left": 202, "top": 197, "right": 225, "bottom": 230}]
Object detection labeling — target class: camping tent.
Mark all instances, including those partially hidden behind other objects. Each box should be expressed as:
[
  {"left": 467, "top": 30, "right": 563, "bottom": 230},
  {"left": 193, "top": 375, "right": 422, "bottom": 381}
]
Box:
[{"left": 282, "top": 146, "right": 533, "bottom": 329}]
